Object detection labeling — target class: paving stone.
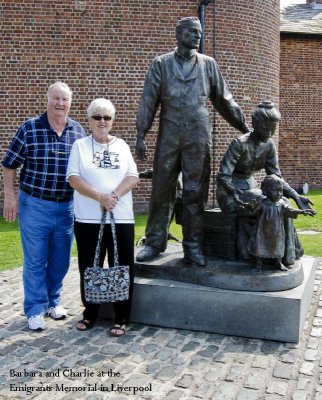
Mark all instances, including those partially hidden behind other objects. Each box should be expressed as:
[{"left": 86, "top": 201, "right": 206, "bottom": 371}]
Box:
[
  {"left": 292, "top": 390, "right": 309, "bottom": 400},
  {"left": 166, "top": 338, "right": 186, "bottom": 349},
  {"left": 264, "top": 396, "right": 284, "bottom": 400},
  {"left": 204, "top": 367, "right": 222, "bottom": 382},
  {"left": 252, "top": 354, "right": 273, "bottom": 369},
  {"left": 280, "top": 349, "right": 299, "bottom": 363},
  {"left": 266, "top": 380, "right": 289, "bottom": 396},
  {"left": 304, "top": 349, "right": 318, "bottom": 361},
  {"left": 171, "top": 356, "right": 186, "bottom": 366},
  {"left": 156, "top": 366, "right": 177, "bottom": 381},
  {"left": 197, "top": 345, "right": 219, "bottom": 358},
  {"left": 213, "top": 350, "right": 233, "bottom": 363},
  {"left": 211, "top": 381, "right": 240, "bottom": 400},
  {"left": 155, "top": 348, "right": 175, "bottom": 361},
  {"left": 181, "top": 341, "right": 201, "bottom": 352},
  {"left": 313, "top": 318, "right": 322, "bottom": 327},
  {"left": 175, "top": 374, "right": 194, "bottom": 389},
  {"left": 245, "top": 369, "right": 267, "bottom": 390},
  {"left": 145, "top": 362, "right": 161, "bottom": 374},
  {"left": 193, "top": 382, "right": 214, "bottom": 399},
  {"left": 37, "top": 357, "right": 58, "bottom": 369},
  {"left": 299, "top": 362, "right": 315, "bottom": 376},
  {"left": 123, "top": 373, "right": 150, "bottom": 387},
  {"left": 273, "top": 361, "right": 293, "bottom": 379},
  {"left": 260, "top": 342, "right": 281, "bottom": 354},
  {"left": 225, "top": 363, "right": 247, "bottom": 382},
  {"left": 297, "top": 377, "right": 312, "bottom": 390},
  {"left": 237, "top": 388, "right": 261, "bottom": 400},
  {"left": 307, "top": 337, "right": 319, "bottom": 349},
  {"left": 143, "top": 343, "right": 158, "bottom": 353},
  {"left": 316, "top": 385, "right": 322, "bottom": 393},
  {"left": 315, "top": 309, "right": 322, "bottom": 318},
  {"left": 166, "top": 389, "right": 184, "bottom": 400},
  {"left": 311, "top": 328, "right": 322, "bottom": 337}
]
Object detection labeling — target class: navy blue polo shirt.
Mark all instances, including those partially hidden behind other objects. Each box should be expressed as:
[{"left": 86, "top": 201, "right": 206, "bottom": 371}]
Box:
[{"left": 2, "top": 112, "right": 86, "bottom": 201}]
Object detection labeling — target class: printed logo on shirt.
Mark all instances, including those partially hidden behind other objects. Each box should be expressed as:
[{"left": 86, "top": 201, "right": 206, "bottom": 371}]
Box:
[{"left": 93, "top": 148, "right": 120, "bottom": 169}]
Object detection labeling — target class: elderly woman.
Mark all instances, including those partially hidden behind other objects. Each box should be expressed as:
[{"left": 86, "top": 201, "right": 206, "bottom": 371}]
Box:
[
  {"left": 67, "top": 98, "right": 139, "bottom": 336},
  {"left": 216, "top": 101, "right": 315, "bottom": 265}
]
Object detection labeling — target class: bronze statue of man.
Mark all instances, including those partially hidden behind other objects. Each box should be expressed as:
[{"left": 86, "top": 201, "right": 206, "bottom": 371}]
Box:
[{"left": 135, "top": 16, "right": 249, "bottom": 266}]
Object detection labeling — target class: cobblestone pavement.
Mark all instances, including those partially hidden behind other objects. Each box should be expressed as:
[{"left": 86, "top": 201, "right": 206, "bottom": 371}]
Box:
[{"left": 1, "top": 257, "right": 322, "bottom": 400}]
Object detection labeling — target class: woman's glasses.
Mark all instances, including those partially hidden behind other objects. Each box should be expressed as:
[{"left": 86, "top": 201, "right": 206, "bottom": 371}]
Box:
[{"left": 91, "top": 115, "right": 112, "bottom": 121}]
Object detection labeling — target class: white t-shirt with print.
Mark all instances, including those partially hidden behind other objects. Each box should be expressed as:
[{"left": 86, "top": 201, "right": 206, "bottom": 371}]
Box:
[{"left": 67, "top": 135, "right": 138, "bottom": 223}]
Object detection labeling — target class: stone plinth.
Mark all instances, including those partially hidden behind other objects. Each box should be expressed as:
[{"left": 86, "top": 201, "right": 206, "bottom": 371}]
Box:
[{"left": 101, "top": 253, "right": 315, "bottom": 343}]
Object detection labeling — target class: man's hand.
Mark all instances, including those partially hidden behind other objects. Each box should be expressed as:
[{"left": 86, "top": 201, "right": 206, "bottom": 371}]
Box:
[
  {"left": 135, "top": 137, "right": 147, "bottom": 161},
  {"left": 3, "top": 168, "right": 18, "bottom": 222},
  {"left": 3, "top": 195, "right": 18, "bottom": 222}
]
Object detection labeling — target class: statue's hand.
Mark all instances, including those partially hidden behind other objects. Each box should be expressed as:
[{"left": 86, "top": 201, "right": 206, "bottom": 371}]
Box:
[
  {"left": 233, "top": 189, "right": 248, "bottom": 208},
  {"left": 296, "top": 195, "right": 317, "bottom": 214},
  {"left": 301, "top": 209, "right": 316, "bottom": 217},
  {"left": 135, "top": 137, "right": 147, "bottom": 161}
]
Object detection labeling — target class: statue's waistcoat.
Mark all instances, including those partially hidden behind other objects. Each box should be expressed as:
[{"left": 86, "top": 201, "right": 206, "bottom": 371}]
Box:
[{"left": 159, "top": 52, "right": 211, "bottom": 126}]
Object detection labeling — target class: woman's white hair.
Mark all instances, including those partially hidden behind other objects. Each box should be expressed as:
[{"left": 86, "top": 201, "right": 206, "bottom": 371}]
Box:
[
  {"left": 47, "top": 81, "right": 73, "bottom": 99},
  {"left": 87, "top": 98, "right": 116, "bottom": 119}
]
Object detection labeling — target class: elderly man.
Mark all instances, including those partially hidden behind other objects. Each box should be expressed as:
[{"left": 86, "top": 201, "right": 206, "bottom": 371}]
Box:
[
  {"left": 136, "top": 17, "right": 249, "bottom": 266},
  {"left": 2, "top": 82, "right": 85, "bottom": 330}
]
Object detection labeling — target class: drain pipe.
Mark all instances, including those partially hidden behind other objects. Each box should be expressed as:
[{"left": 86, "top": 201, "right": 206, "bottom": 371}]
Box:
[
  {"left": 198, "top": 0, "right": 215, "bottom": 54},
  {"left": 198, "top": 0, "right": 216, "bottom": 208}
]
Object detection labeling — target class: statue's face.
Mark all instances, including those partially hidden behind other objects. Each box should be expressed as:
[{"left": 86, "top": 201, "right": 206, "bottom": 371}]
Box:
[
  {"left": 253, "top": 120, "right": 278, "bottom": 143},
  {"left": 267, "top": 184, "right": 283, "bottom": 202},
  {"left": 179, "top": 23, "right": 202, "bottom": 50}
]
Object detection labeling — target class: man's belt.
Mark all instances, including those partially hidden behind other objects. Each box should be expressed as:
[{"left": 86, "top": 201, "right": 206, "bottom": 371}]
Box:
[{"left": 20, "top": 186, "right": 73, "bottom": 203}]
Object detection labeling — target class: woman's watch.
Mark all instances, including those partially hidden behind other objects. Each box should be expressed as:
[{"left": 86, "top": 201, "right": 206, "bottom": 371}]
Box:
[{"left": 111, "top": 191, "right": 119, "bottom": 201}]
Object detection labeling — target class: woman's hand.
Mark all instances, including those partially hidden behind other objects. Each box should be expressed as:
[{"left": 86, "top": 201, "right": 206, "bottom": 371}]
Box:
[
  {"left": 233, "top": 188, "right": 248, "bottom": 207},
  {"left": 98, "top": 193, "right": 118, "bottom": 211},
  {"left": 295, "top": 195, "right": 317, "bottom": 214}
]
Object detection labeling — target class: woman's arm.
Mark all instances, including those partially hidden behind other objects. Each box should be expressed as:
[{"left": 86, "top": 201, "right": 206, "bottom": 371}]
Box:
[
  {"left": 68, "top": 175, "right": 139, "bottom": 211},
  {"left": 112, "top": 175, "right": 139, "bottom": 199}
]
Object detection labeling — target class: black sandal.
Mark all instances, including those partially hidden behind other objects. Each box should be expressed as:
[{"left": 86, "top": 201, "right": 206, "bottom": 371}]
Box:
[
  {"left": 76, "top": 319, "right": 94, "bottom": 331},
  {"left": 110, "top": 324, "right": 126, "bottom": 337}
]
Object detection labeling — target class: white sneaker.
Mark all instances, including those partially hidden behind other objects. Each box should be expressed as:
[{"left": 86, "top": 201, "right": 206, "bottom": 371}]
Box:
[
  {"left": 48, "top": 305, "right": 67, "bottom": 320},
  {"left": 28, "top": 315, "right": 46, "bottom": 331}
]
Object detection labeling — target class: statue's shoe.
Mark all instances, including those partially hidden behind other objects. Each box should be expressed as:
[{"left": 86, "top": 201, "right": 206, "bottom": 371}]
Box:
[
  {"left": 183, "top": 251, "right": 207, "bottom": 267},
  {"left": 136, "top": 246, "right": 161, "bottom": 262}
]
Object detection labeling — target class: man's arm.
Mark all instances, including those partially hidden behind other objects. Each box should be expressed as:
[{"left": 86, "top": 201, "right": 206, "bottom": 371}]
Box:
[
  {"left": 209, "top": 58, "right": 250, "bottom": 133},
  {"left": 3, "top": 168, "right": 18, "bottom": 222},
  {"left": 135, "top": 57, "right": 162, "bottom": 160}
]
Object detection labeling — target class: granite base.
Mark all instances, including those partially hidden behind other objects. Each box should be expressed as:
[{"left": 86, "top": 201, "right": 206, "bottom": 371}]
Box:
[{"left": 101, "top": 256, "right": 315, "bottom": 342}]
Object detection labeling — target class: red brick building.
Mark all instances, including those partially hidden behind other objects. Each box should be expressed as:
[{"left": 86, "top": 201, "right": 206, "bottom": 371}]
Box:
[
  {"left": 0, "top": 0, "right": 281, "bottom": 212},
  {"left": 279, "top": 0, "right": 322, "bottom": 189}
]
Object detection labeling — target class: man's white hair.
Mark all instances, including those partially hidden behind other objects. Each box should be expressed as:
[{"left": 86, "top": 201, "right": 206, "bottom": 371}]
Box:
[{"left": 47, "top": 81, "right": 73, "bottom": 99}]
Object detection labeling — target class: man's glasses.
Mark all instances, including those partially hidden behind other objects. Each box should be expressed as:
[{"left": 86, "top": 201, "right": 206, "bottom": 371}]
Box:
[{"left": 91, "top": 115, "right": 112, "bottom": 121}]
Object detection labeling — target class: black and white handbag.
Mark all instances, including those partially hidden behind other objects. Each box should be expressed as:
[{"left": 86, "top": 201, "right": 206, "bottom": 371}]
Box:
[{"left": 84, "top": 210, "right": 130, "bottom": 304}]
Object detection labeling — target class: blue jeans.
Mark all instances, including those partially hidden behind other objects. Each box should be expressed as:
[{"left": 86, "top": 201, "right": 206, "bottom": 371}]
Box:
[{"left": 18, "top": 190, "right": 74, "bottom": 318}]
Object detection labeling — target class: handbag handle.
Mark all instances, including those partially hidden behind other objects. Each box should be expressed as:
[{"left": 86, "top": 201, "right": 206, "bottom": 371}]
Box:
[{"left": 93, "top": 209, "right": 119, "bottom": 268}]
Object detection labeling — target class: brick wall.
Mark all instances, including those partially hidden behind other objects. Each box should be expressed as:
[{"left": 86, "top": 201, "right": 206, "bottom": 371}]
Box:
[
  {"left": 0, "top": 0, "right": 280, "bottom": 213},
  {"left": 279, "top": 34, "right": 322, "bottom": 188},
  {"left": 208, "top": 0, "right": 280, "bottom": 206}
]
